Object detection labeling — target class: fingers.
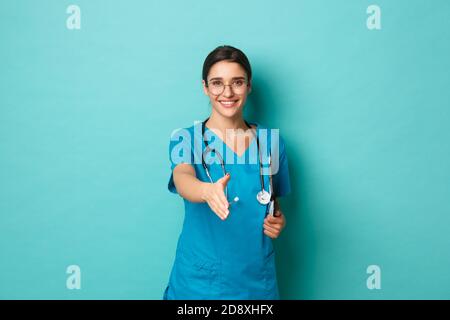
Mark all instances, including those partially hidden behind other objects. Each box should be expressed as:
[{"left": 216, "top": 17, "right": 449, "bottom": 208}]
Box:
[
  {"left": 204, "top": 180, "right": 231, "bottom": 220},
  {"left": 212, "top": 193, "right": 229, "bottom": 219},
  {"left": 213, "top": 185, "right": 229, "bottom": 212},
  {"left": 263, "top": 222, "right": 281, "bottom": 234},
  {"left": 263, "top": 213, "right": 285, "bottom": 239},
  {"left": 210, "top": 174, "right": 230, "bottom": 220},
  {"left": 266, "top": 213, "right": 283, "bottom": 223},
  {"left": 210, "top": 201, "right": 227, "bottom": 220},
  {"left": 263, "top": 221, "right": 281, "bottom": 238},
  {"left": 216, "top": 189, "right": 229, "bottom": 210},
  {"left": 264, "top": 229, "right": 278, "bottom": 239}
]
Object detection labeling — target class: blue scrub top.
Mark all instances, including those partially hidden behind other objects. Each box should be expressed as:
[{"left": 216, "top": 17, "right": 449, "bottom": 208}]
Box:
[{"left": 163, "top": 121, "right": 291, "bottom": 300}]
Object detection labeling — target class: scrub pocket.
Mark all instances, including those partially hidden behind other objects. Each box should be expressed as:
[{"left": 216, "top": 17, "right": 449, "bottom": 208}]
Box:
[{"left": 172, "top": 250, "right": 220, "bottom": 299}]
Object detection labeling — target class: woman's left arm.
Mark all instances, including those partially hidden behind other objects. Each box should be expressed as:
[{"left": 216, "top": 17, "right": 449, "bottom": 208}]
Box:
[{"left": 263, "top": 198, "right": 286, "bottom": 239}]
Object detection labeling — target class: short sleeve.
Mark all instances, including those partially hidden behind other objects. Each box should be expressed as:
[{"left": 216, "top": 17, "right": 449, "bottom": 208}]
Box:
[
  {"left": 272, "top": 135, "right": 291, "bottom": 197},
  {"left": 168, "top": 128, "right": 194, "bottom": 194}
]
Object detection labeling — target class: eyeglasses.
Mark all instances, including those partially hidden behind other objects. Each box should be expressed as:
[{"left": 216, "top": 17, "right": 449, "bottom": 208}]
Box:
[{"left": 207, "top": 79, "right": 249, "bottom": 95}]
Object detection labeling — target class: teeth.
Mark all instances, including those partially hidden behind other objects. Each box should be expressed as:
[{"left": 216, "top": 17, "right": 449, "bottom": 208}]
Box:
[{"left": 221, "top": 101, "right": 237, "bottom": 105}]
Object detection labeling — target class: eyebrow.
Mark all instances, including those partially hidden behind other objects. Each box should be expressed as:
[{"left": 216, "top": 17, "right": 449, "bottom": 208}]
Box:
[{"left": 208, "top": 76, "right": 246, "bottom": 81}]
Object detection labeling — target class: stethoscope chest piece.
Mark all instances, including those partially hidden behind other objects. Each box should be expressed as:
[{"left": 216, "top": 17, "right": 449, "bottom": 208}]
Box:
[{"left": 256, "top": 190, "right": 271, "bottom": 205}]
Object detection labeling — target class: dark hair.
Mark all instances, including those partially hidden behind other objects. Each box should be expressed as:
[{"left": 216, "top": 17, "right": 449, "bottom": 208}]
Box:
[{"left": 202, "top": 45, "right": 252, "bottom": 85}]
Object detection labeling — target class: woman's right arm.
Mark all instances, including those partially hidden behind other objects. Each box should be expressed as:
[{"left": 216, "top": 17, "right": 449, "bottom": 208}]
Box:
[{"left": 172, "top": 163, "right": 230, "bottom": 220}]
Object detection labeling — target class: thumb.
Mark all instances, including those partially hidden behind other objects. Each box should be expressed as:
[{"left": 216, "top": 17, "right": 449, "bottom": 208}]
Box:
[
  {"left": 273, "top": 210, "right": 282, "bottom": 218},
  {"left": 217, "top": 173, "right": 231, "bottom": 187}
]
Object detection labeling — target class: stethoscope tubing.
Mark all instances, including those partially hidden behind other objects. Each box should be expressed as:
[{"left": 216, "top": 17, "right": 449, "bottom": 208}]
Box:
[{"left": 201, "top": 118, "right": 273, "bottom": 205}]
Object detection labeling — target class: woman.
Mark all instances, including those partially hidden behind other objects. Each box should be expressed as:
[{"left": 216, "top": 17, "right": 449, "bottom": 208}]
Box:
[{"left": 163, "top": 45, "right": 291, "bottom": 300}]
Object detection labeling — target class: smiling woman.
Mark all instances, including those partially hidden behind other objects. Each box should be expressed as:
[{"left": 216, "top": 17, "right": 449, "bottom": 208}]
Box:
[
  {"left": 163, "top": 45, "right": 291, "bottom": 300},
  {"left": 202, "top": 47, "right": 252, "bottom": 116}
]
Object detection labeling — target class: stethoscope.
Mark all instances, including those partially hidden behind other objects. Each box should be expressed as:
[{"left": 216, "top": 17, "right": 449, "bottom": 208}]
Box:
[{"left": 201, "top": 118, "right": 274, "bottom": 209}]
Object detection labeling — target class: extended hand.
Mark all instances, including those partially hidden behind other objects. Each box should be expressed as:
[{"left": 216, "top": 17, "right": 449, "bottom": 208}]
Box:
[{"left": 201, "top": 173, "right": 231, "bottom": 220}]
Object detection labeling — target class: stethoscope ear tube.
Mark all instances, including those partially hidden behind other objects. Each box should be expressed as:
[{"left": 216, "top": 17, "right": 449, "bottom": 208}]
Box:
[{"left": 202, "top": 119, "right": 228, "bottom": 198}]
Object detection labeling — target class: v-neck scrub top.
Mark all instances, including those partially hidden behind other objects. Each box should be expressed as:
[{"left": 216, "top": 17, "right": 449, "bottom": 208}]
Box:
[{"left": 163, "top": 121, "right": 291, "bottom": 300}]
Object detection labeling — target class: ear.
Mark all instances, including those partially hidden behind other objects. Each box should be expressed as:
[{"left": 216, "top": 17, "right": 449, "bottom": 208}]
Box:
[
  {"left": 202, "top": 80, "right": 209, "bottom": 96},
  {"left": 247, "top": 81, "right": 252, "bottom": 94}
]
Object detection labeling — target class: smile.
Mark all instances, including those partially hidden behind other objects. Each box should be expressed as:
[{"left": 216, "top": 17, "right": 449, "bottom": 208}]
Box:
[{"left": 219, "top": 100, "right": 239, "bottom": 108}]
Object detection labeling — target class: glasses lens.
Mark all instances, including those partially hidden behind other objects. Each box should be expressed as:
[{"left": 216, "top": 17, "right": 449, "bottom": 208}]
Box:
[
  {"left": 231, "top": 80, "right": 247, "bottom": 93},
  {"left": 208, "top": 80, "right": 248, "bottom": 95},
  {"left": 209, "top": 81, "right": 224, "bottom": 95}
]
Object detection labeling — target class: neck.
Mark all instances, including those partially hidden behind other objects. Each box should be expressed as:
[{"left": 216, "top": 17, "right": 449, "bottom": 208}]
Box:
[{"left": 206, "top": 111, "right": 248, "bottom": 133}]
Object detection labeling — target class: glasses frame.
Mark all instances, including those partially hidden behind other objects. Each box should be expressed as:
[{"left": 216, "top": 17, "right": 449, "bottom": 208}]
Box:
[{"left": 206, "top": 78, "right": 250, "bottom": 96}]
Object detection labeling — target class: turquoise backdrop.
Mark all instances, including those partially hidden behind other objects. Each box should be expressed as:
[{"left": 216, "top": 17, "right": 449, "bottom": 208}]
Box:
[{"left": 1, "top": 0, "right": 449, "bottom": 299}]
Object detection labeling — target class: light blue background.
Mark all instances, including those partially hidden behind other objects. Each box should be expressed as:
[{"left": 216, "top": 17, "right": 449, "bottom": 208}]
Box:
[{"left": 1, "top": 0, "right": 449, "bottom": 299}]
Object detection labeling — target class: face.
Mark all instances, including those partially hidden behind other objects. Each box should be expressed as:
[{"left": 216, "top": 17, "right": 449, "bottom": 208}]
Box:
[{"left": 202, "top": 61, "right": 252, "bottom": 119}]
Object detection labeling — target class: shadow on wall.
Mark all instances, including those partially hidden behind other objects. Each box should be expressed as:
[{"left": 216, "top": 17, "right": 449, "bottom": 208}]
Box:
[{"left": 245, "top": 65, "right": 316, "bottom": 299}]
